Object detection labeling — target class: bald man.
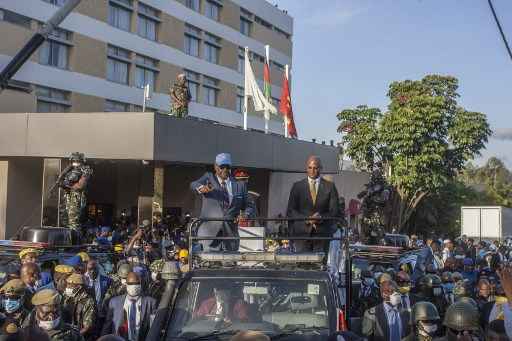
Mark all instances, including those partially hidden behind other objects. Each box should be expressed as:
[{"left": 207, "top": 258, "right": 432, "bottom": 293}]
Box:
[{"left": 286, "top": 156, "right": 341, "bottom": 252}]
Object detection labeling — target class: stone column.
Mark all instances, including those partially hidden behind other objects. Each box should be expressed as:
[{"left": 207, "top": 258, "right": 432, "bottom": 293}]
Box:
[
  {"left": 41, "top": 158, "right": 62, "bottom": 227},
  {"left": 137, "top": 162, "right": 164, "bottom": 227},
  {"left": 152, "top": 164, "right": 164, "bottom": 227}
]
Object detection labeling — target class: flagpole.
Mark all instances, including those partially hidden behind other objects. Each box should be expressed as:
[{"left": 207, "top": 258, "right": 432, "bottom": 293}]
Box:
[
  {"left": 284, "top": 64, "right": 289, "bottom": 138},
  {"left": 264, "top": 45, "right": 270, "bottom": 134}
]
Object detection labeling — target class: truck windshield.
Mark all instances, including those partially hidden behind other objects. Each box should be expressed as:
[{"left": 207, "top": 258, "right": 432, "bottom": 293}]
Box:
[{"left": 166, "top": 278, "right": 331, "bottom": 339}]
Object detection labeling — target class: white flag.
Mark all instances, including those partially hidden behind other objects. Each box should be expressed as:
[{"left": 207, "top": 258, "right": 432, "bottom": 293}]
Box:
[{"left": 244, "top": 47, "right": 277, "bottom": 118}]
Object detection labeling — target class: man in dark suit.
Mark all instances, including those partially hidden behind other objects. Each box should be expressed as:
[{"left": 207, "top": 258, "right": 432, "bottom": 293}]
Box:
[
  {"left": 101, "top": 272, "right": 156, "bottom": 341},
  {"left": 190, "top": 153, "right": 248, "bottom": 252},
  {"left": 286, "top": 155, "right": 341, "bottom": 252},
  {"left": 362, "top": 280, "right": 411, "bottom": 341}
]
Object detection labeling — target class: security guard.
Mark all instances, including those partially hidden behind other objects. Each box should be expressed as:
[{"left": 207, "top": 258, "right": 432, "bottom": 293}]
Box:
[
  {"left": 148, "top": 259, "right": 166, "bottom": 301},
  {"left": 24, "top": 288, "right": 83, "bottom": 340},
  {"left": 403, "top": 302, "right": 440, "bottom": 341},
  {"left": 0, "top": 279, "right": 30, "bottom": 328},
  {"left": 54, "top": 265, "right": 74, "bottom": 295},
  {"left": 101, "top": 263, "right": 131, "bottom": 313},
  {"left": 436, "top": 301, "right": 482, "bottom": 340},
  {"left": 62, "top": 274, "right": 96, "bottom": 339}
]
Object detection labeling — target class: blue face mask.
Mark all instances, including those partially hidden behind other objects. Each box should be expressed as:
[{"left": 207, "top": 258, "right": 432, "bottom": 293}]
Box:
[{"left": 4, "top": 298, "right": 21, "bottom": 313}]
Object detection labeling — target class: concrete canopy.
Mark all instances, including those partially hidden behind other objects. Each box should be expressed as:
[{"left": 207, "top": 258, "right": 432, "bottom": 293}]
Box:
[{"left": 0, "top": 112, "right": 339, "bottom": 172}]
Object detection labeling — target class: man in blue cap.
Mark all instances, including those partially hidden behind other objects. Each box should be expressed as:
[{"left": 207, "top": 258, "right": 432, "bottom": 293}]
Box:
[{"left": 190, "top": 153, "right": 248, "bottom": 251}]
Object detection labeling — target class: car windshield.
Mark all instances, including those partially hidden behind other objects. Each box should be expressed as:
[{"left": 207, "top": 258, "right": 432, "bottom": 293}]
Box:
[{"left": 166, "top": 277, "right": 331, "bottom": 339}]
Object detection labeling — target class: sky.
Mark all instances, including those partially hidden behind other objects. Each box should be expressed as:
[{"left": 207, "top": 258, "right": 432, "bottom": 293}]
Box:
[{"left": 272, "top": 0, "right": 512, "bottom": 167}]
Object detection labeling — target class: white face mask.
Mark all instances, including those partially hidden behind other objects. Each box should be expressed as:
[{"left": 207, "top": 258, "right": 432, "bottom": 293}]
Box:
[
  {"left": 151, "top": 272, "right": 158, "bottom": 281},
  {"left": 389, "top": 292, "right": 402, "bottom": 306},
  {"left": 38, "top": 317, "right": 60, "bottom": 330},
  {"left": 126, "top": 284, "right": 141, "bottom": 298},
  {"left": 121, "top": 279, "right": 127, "bottom": 286},
  {"left": 420, "top": 322, "right": 438, "bottom": 334},
  {"left": 64, "top": 287, "right": 75, "bottom": 297},
  {"left": 433, "top": 287, "right": 443, "bottom": 296}
]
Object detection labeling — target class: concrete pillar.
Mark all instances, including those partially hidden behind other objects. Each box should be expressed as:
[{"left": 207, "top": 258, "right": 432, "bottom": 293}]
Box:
[
  {"left": 137, "top": 162, "right": 164, "bottom": 227},
  {"left": 41, "top": 158, "right": 62, "bottom": 227},
  {"left": 0, "top": 158, "right": 44, "bottom": 238},
  {"left": 153, "top": 164, "right": 164, "bottom": 225}
]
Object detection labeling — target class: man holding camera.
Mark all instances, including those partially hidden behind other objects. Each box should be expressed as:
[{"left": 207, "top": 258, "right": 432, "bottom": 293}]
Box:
[{"left": 190, "top": 153, "right": 248, "bottom": 252}]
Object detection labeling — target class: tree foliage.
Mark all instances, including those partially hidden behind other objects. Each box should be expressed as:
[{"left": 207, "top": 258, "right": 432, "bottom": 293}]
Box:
[{"left": 337, "top": 75, "right": 492, "bottom": 232}]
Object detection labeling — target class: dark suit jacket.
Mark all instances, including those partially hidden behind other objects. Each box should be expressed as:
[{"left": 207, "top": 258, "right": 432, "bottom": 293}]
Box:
[
  {"left": 190, "top": 172, "right": 247, "bottom": 250},
  {"left": 286, "top": 177, "right": 340, "bottom": 236},
  {"left": 101, "top": 294, "right": 156, "bottom": 340},
  {"left": 362, "top": 303, "right": 411, "bottom": 341}
]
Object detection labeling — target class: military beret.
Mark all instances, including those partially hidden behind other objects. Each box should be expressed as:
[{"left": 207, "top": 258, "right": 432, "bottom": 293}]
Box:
[
  {"left": 77, "top": 252, "right": 90, "bottom": 262},
  {"left": 55, "top": 264, "right": 74, "bottom": 274},
  {"left": 66, "top": 273, "right": 84, "bottom": 285},
  {"left": 32, "top": 289, "right": 60, "bottom": 306},
  {"left": 1, "top": 279, "right": 26, "bottom": 295},
  {"left": 19, "top": 248, "right": 39, "bottom": 259}
]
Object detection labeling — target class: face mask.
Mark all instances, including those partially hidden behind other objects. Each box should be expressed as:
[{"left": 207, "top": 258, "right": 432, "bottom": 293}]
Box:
[
  {"left": 151, "top": 272, "right": 159, "bottom": 281},
  {"left": 121, "top": 279, "right": 127, "bottom": 286},
  {"left": 38, "top": 317, "right": 60, "bottom": 331},
  {"left": 399, "top": 286, "right": 411, "bottom": 294},
  {"left": 389, "top": 292, "right": 401, "bottom": 306},
  {"left": 65, "top": 287, "right": 76, "bottom": 297},
  {"left": 433, "top": 287, "right": 442, "bottom": 296},
  {"left": 126, "top": 284, "right": 141, "bottom": 297},
  {"left": 4, "top": 298, "right": 21, "bottom": 313},
  {"left": 420, "top": 322, "right": 438, "bottom": 334},
  {"left": 107, "top": 236, "right": 112, "bottom": 242},
  {"left": 443, "top": 283, "right": 455, "bottom": 292}
]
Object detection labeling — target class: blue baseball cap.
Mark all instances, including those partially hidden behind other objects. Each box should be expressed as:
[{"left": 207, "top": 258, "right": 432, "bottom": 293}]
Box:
[
  {"left": 215, "top": 153, "right": 232, "bottom": 166},
  {"left": 64, "top": 255, "right": 82, "bottom": 267},
  {"left": 100, "top": 226, "right": 111, "bottom": 233}
]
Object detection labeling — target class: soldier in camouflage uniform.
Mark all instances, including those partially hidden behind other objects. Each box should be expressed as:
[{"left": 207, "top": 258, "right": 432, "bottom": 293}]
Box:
[
  {"left": 62, "top": 274, "right": 96, "bottom": 340},
  {"left": 170, "top": 73, "right": 191, "bottom": 118},
  {"left": 101, "top": 263, "right": 131, "bottom": 314},
  {"left": 23, "top": 288, "right": 83, "bottom": 341},
  {"left": 0, "top": 279, "right": 30, "bottom": 328},
  {"left": 148, "top": 259, "right": 166, "bottom": 301},
  {"left": 58, "top": 152, "right": 93, "bottom": 230}
]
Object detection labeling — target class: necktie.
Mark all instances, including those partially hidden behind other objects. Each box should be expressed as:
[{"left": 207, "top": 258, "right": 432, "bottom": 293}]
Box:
[
  {"left": 389, "top": 307, "right": 401, "bottom": 341},
  {"left": 220, "top": 181, "right": 229, "bottom": 210},
  {"left": 309, "top": 180, "right": 317, "bottom": 205},
  {"left": 129, "top": 299, "right": 137, "bottom": 341}
]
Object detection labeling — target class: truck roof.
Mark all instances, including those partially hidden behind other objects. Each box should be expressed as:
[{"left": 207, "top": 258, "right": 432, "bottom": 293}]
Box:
[{"left": 183, "top": 268, "right": 331, "bottom": 281}]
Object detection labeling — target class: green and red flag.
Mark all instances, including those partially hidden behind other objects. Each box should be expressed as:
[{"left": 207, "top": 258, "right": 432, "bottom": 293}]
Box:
[
  {"left": 263, "top": 45, "right": 272, "bottom": 102},
  {"left": 279, "top": 66, "right": 298, "bottom": 138}
]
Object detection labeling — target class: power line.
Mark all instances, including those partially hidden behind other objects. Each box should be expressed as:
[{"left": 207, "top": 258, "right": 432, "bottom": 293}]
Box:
[{"left": 487, "top": 0, "right": 512, "bottom": 62}]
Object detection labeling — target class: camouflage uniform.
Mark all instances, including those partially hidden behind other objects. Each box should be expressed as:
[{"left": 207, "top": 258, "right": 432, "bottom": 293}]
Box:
[
  {"left": 62, "top": 288, "right": 96, "bottom": 333},
  {"left": 170, "top": 74, "right": 191, "bottom": 118},
  {"left": 0, "top": 279, "right": 30, "bottom": 328}
]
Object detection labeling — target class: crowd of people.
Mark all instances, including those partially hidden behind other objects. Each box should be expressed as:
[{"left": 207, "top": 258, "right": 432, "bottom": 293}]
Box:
[
  {"left": 0, "top": 213, "right": 192, "bottom": 341},
  {"left": 352, "top": 235, "right": 512, "bottom": 341}
]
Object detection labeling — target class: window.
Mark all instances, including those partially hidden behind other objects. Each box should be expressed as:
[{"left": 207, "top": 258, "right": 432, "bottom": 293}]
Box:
[
  {"left": 185, "top": 70, "right": 200, "bottom": 102},
  {"left": 135, "top": 55, "right": 158, "bottom": 90},
  {"left": 107, "top": 45, "right": 130, "bottom": 84},
  {"left": 204, "top": 0, "right": 220, "bottom": 21},
  {"left": 237, "top": 47, "right": 244, "bottom": 73},
  {"left": 204, "top": 33, "right": 220, "bottom": 64},
  {"left": 137, "top": 2, "right": 158, "bottom": 41},
  {"left": 184, "top": 25, "right": 201, "bottom": 57},
  {"left": 186, "top": 0, "right": 200, "bottom": 12},
  {"left": 36, "top": 86, "right": 70, "bottom": 113},
  {"left": 275, "top": 27, "right": 291, "bottom": 40},
  {"left": 108, "top": 1, "right": 132, "bottom": 31},
  {"left": 42, "top": 0, "right": 67, "bottom": 6},
  {"left": 39, "top": 28, "right": 71, "bottom": 69},
  {"left": 255, "top": 16, "right": 272, "bottom": 29},
  {"left": 105, "top": 99, "right": 129, "bottom": 112},
  {"left": 240, "top": 17, "right": 251, "bottom": 36},
  {"left": 236, "top": 87, "right": 244, "bottom": 113},
  {"left": 0, "top": 9, "right": 31, "bottom": 28},
  {"left": 202, "top": 76, "right": 218, "bottom": 106}
]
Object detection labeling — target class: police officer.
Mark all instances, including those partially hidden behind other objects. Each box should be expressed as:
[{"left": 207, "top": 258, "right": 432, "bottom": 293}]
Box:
[
  {"left": 414, "top": 274, "right": 448, "bottom": 318},
  {"left": 24, "top": 288, "right": 83, "bottom": 340},
  {"left": 62, "top": 274, "right": 96, "bottom": 339},
  {"left": 403, "top": 302, "right": 440, "bottom": 341},
  {"left": 54, "top": 265, "right": 74, "bottom": 295},
  {"left": 0, "top": 279, "right": 30, "bottom": 328},
  {"left": 436, "top": 301, "right": 482, "bottom": 340}
]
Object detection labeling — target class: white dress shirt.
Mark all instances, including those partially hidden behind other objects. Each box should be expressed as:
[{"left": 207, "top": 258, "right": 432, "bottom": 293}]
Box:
[
  {"left": 124, "top": 296, "right": 142, "bottom": 341},
  {"left": 217, "top": 176, "right": 233, "bottom": 204}
]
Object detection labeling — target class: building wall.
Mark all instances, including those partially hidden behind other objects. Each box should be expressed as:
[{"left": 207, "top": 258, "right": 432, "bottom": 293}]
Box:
[{"left": 0, "top": 0, "right": 293, "bottom": 133}]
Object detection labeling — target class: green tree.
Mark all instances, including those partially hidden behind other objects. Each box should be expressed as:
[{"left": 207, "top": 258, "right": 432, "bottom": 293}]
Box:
[{"left": 338, "top": 75, "right": 492, "bottom": 232}]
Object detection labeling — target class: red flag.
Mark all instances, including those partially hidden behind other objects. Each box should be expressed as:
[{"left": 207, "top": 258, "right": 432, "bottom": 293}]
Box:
[{"left": 279, "top": 70, "right": 297, "bottom": 138}]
